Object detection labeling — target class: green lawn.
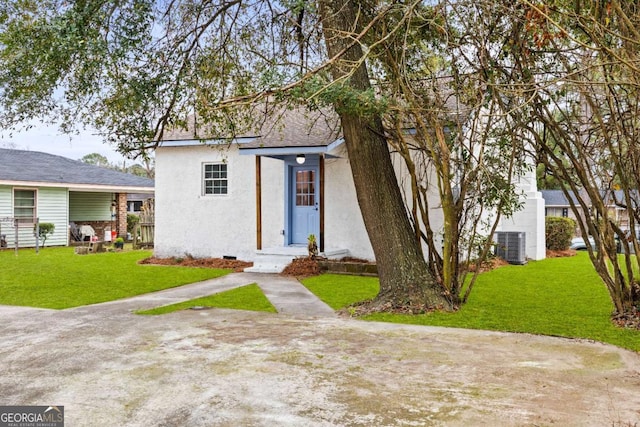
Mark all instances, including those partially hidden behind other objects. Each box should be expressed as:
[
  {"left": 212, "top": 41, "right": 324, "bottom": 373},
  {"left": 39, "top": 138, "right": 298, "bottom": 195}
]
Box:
[
  {"left": 0, "top": 247, "right": 231, "bottom": 309},
  {"left": 301, "top": 253, "right": 640, "bottom": 352},
  {"left": 301, "top": 274, "right": 379, "bottom": 310},
  {"left": 136, "top": 284, "right": 277, "bottom": 315}
]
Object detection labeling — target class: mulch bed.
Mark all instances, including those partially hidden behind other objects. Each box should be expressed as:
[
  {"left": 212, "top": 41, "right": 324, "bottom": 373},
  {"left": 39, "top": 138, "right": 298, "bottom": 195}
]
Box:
[
  {"left": 281, "top": 257, "right": 322, "bottom": 277},
  {"left": 281, "top": 256, "right": 377, "bottom": 278},
  {"left": 546, "top": 249, "right": 577, "bottom": 258},
  {"left": 139, "top": 256, "right": 253, "bottom": 272},
  {"left": 466, "top": 257, "right": 510, "bottom": 273},
  {"left": 341, "top": 300, "right": 446, "bottom": 317},
  {"left": 612, "top": 307, "right": 640, "bottom": 330}
]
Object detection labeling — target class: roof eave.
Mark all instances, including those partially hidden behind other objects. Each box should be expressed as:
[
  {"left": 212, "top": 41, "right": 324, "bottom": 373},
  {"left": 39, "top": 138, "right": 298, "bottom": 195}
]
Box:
[
  {"left": 159, "top": 137, "right": 257, "bottom": 147},
  {"left": 0, "top": 180, "right": 153, "bottom": 193}
]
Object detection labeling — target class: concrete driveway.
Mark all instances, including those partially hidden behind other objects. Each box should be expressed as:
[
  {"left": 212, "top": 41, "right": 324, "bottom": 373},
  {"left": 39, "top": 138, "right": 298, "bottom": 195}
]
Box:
[{"left": 1, "top": 274, "right": 639, "bottom": 426}]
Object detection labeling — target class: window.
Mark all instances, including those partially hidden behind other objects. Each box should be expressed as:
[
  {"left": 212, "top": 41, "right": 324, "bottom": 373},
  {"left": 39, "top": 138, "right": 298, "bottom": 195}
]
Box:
[
  {"left": 14, "top": 189, "right": 36, "bottom": 223},
  {"left": 203, "top": 163, "right": 228, "bottom": 195},
  {"left": 295, "top": 170, "right": 315, "bottom": 206},
  {"left": 128, "top": 201, "right": 143, "bottom": 213}
]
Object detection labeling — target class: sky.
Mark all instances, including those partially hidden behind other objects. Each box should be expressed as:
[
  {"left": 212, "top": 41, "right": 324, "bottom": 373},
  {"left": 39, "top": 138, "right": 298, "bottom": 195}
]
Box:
[{"left": 0, "top": 123, "right": 128, "bottom": 164}]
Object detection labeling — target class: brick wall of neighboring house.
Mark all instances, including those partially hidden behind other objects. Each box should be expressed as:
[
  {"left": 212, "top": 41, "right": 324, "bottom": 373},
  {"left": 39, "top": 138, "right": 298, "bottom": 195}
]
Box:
[
  {"left": 71, "top": 221, "right": 115, "bottom": 242},
  {"left": 117, "top": 193, "right": 127, "bottom": 237}
]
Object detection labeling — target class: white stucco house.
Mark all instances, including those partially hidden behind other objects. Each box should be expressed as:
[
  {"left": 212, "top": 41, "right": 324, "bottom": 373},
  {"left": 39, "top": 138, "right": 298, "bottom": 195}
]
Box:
[{"left": 154, "top": 109, "right": 545, "bottom": 271}]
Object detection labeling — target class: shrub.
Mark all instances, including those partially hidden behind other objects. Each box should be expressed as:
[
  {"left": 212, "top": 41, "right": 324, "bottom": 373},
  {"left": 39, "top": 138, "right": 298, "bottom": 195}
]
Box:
[
  {"left": 127, "top": 214, "right": 139, "bottom": 234},
  {"left": 545, "top": 216, "right": 576, "bottom": 250},
  {"left": 34, "top": 223, "right": 55, "bottom": 245}
]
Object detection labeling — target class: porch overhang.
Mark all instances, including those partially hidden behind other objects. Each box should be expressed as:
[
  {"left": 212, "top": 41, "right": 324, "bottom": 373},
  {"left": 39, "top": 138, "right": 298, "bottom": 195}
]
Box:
[{"left": 239, "top": 138, "right": 345, "bottom": 159}]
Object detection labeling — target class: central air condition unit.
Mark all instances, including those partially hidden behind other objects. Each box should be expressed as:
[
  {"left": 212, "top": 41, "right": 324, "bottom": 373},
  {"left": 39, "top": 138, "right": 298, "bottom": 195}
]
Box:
[{"left": 494, "top": 231, "right": 527, "bottom": 265}]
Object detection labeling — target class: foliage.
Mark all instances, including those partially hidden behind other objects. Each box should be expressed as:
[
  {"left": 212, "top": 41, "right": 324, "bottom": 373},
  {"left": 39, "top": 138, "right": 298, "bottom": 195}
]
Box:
[
  {"left": 80, "top": 152, "right": 155, "bottom": 178},
  {"left": 0, "top": 248, "right": 230, "bottom": 309},
  {"left": 34, "top": 222, "right": 55, "bottom": 245},
  {"left": 545, "top": 216, "right": 576, "bottom": 251},
  {"left": 307, "top": 234, "right": 318, "bottom": 258},
  {"left": 127, "top": 214, "right": 139, "bottom": 234},
  {"left": 368, "top": 2, "right": 530, "bottom": 304},
  {"left": 302, "top": 254, "right": 639, "bottom": 352},
  {"left": 79, "top": 153, "right": 110, "bottom": 167},
  {"left": 136, "top": 284, "right": 276, "bottom": 315},
  {"left": 4, "top": 0, "right": 640, "bottom": 314},
  {"left": 0, "top": 0, "right": 452, "bottom": 311},
  {"left": 469, "top": 0, "right": 640, "bottom": 314}
]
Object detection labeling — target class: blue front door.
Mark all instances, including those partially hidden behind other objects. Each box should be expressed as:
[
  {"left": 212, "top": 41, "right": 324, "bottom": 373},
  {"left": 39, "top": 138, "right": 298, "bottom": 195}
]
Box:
[{"left": 290, "top": 165, "right": 319, "bottom": 245}]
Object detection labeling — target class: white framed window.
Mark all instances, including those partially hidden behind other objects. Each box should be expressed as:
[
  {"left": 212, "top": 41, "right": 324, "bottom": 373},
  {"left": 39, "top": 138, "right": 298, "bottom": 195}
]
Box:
[
  {"left": 203, "top": 163, "right": 228, "bottom": 195},
  {"left": 14, "top": 188, "right": 36, "bottom": 223}
]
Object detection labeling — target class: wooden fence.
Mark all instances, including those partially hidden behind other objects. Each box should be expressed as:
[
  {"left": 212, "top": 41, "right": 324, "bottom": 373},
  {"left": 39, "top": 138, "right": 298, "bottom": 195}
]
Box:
[{"left": 134, "top": 198, "right": 155, "bottom": 249}]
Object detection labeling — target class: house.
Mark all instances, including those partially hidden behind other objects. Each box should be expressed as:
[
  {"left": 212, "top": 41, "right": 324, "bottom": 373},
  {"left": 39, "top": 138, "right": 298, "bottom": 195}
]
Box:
[
  {"left": 154, "top": 109, "right": 545, "bottom": 271},
  {"left": 0, "top": 148, "right": 154, "bottom": 248},
  {"left": 542, "top": 189, "right": 636, "bottom": 235}
]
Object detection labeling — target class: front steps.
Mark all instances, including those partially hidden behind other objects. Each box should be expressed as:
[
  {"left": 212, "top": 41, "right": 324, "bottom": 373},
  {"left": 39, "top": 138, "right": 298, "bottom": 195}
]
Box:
[{"left": 244, "top": 246, "right": 349, "bottom": 273}]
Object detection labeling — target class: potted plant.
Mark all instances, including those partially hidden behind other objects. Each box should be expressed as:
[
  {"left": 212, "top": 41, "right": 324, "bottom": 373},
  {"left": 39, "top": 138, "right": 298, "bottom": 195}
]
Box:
[
  {"left": 113, "top": 237, "right": 125, "bottom": 250},
  {"left": 307, "top": 234, "right": 318, "bottom": 259}
]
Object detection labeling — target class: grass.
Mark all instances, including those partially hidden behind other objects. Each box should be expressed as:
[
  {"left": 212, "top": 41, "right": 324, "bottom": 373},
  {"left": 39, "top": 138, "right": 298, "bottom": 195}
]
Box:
[
  {"left": 136, "top": 284, "right": 277, "bottom": 315},
  {"left": 301, "top": 274, "right": 380, "bottom": 310},
  {"left": 0, "top": 247, "right": 231, "bottom": 309},
  {"left": 300, "top": 253, "right": 640, "bottom": 352}
]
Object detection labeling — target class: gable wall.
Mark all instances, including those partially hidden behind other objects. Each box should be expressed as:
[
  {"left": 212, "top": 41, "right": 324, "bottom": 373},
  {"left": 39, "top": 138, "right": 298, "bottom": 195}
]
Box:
[{"left": 155, "top": 144, "right": 285, "bottom": 260}]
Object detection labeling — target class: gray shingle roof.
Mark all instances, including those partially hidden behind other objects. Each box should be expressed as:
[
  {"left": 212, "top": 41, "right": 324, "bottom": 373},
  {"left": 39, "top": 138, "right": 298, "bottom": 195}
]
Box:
[
  {"left": 541, "top": 189, "right": 640, "bottom": 208},
  {"left": 160, "top": 107, "right": 341, "bottom": 149},
  {"left": 541, "top": 190, "right": 583, "bottom": 206},
  {"left": 541, "top": 190, "right": 569, "bottom": 206},
  {"left": 242, "top": 108, "right": 341, "bottom": 149},
  {"left": 0, "top": 148, "right": 154, "bottom": 189}
]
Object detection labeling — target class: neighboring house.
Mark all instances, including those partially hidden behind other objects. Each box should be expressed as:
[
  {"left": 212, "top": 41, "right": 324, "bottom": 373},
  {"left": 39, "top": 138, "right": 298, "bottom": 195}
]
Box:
[
  {"left": 154, "top": 109, "right": 545, "bottom": 271},
  {"left": 127, "top": 193, "right": 154, "bottom": 214},
  {"left": 542, "top": 189, "right": 635, "bottom": 236},
  {"left": 0, "top": 148, "right": 154, "bottom": 248},
  {"left": 542, "top": 190, "right": 583, "bottom": 223}
]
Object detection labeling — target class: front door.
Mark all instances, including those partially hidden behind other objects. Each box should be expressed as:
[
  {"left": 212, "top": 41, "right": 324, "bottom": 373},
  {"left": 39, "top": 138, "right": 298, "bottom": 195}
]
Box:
[{"left": 290, "top": 165, "right": 319, "bottom": 245}]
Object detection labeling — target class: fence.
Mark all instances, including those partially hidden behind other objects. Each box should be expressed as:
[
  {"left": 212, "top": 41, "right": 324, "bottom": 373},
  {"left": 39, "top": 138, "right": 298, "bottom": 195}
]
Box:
[
  {"left": 134, "top": 199, "right": 154, "bottom": 249},
  {"left": 0, "top": 217, "right": 41, "bottom": 255}
]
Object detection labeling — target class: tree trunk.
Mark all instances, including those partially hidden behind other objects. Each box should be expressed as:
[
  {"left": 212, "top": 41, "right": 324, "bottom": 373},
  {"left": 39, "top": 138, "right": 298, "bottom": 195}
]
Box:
[{"left": 318, "top": 0, "right": 450, "bottom": 309}]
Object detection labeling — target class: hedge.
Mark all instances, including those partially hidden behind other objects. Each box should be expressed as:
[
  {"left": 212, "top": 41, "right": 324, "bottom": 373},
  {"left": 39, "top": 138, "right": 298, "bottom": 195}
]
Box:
[{"left": 545, "top": 216, "right": 576, "bottom": 250}]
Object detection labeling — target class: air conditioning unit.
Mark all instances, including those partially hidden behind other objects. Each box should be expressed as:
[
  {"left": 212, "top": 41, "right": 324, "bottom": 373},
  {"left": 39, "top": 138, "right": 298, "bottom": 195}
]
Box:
[{"left": 494, "top": 231, "right": 527, "bottom": 265}]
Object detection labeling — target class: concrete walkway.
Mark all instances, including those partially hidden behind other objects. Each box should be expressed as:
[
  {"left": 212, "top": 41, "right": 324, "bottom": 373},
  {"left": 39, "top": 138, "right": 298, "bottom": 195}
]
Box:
[{"left": 70, "top": 272, "right": 336, "bottom": 317}]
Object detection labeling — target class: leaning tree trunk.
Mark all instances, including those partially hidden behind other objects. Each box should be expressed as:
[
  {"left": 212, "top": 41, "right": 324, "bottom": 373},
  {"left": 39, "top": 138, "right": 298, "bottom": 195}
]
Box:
[{"left": 318, "top": 0, "right": 450, "bottom": 309}]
